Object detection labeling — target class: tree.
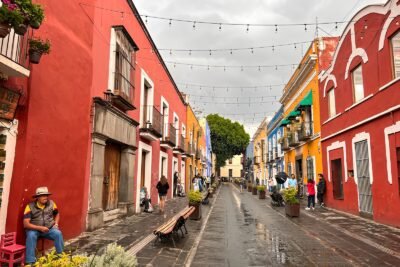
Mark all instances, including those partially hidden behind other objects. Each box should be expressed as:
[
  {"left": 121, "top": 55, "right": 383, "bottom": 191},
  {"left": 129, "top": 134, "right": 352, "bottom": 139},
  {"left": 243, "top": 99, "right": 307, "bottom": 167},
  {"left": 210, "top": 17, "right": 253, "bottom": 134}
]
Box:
[{"left": 206, "top": 114, "right": 250, "bottom": 174}]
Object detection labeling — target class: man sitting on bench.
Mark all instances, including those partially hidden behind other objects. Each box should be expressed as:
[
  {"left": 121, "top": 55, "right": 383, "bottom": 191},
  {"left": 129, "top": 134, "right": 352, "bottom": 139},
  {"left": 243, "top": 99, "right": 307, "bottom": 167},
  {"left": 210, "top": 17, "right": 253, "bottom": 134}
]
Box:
[{"left": 23, "top": 187, "right": 64, "bottom": 265}]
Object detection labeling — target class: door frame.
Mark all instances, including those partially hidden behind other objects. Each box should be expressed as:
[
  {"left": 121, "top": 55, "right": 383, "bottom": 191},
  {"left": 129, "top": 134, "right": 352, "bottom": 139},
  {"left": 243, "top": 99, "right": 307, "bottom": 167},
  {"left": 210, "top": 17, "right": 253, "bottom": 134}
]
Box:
[
  {"left": 331, "top": 158, "right": 344, "bottom": 200},
  {"left": 352, "top": 132, "right": 374, "bottom": 213},
  {"left": 135, "top": 141, "right": 152, "bottom": 212}
]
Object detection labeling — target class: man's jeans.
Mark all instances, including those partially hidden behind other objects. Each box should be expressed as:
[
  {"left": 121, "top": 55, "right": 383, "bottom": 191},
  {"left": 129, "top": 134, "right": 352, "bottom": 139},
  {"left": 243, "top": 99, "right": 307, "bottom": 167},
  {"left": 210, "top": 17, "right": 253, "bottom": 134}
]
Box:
[{"left": 26, "top": 228, "right": 64, "bottom": 263}]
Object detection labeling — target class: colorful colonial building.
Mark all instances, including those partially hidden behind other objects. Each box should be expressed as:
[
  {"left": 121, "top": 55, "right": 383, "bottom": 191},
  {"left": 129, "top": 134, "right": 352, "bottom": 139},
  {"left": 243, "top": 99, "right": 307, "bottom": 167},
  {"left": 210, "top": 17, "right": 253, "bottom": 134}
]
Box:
[
  {"left": 319, "top": 0, "right": 400, "bottom": 227},
  {"left": 252, "top": 118, "right": 268, "bottom": 185},
  {"left": 267, "top": 107, "right": 285, "bottom": 187},
  {"left": 279, "top": 37, "right": 338, "bottom": 190},
  {"left": 0, "top": 0, "right": 199, "bottom": 243}
]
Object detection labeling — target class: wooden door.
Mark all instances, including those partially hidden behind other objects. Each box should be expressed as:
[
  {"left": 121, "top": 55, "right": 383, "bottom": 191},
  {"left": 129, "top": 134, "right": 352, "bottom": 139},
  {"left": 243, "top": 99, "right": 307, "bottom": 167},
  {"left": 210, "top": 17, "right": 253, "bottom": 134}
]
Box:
[
  {"left": 331, "top": 159, "right": 344, "bottom": 199},
  {"left": 140, "top": 151, "right": 146, "bottom": 189},
  {"left": 103, "top": 143, "right": 121, "bottom": 211}
]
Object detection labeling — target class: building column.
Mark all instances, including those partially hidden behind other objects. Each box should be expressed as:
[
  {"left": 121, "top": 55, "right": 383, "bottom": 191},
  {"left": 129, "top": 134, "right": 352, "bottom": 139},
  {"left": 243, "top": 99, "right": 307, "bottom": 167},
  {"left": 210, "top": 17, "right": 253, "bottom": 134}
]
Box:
[
  {"left": 87, "top": 134, "right": 106, "bottom": 231},
  {"left": 118, "top": 146, "right": 136, "bottom": 216}
]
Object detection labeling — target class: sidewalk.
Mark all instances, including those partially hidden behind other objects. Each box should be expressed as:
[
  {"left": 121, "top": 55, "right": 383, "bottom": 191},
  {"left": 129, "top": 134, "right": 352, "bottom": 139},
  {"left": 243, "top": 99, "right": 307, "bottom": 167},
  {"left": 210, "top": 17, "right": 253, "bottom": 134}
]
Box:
[{"left": 64, "top": 197, "right": 189, "bottom": 256}]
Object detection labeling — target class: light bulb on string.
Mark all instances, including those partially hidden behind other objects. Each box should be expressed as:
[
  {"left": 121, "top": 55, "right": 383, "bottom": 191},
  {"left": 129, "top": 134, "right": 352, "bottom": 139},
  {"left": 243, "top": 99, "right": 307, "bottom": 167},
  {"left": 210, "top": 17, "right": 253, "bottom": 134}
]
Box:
[
  {"left": 207, "top": 65, "right": 210, "bottom": 70},
  {"left": 190, "top": 65, "right": 193, "bottom": 70},
  {"left": 219, "top": 23, "right": 222, "bottom": 31},
  {"left": 294, "top": 43, "right": 297, "bottom": 49},
  {"left": 304, "top": 24, "right": 307, "bottom": 31},
  {"left": 145, "top": 16, "right": 148, "bottom": 24},
  {"left": 209, "top": 50, "right": 212, "bottom": 56},
  {"left": 246, "top": 24, "right": 250, "bottom": 33},
  {"left": 224, "top": 66, "right": 226, "bottom": 72},
  {"left": 193, "top": 21, "right": 196, "bottom": 30},
  {"left": 272, "top": 45, "right": 275, "bottom": 52},
  {"left": 251, "top": 48, "right": 254, "bottom": 54},
  {"left": 230, "top": 49, "right": 233, "bottom": 55},
  {"left": 275, "top": 24, "right": 278, "bottom": 33},
  {"left": 275, "top": 65, "right": 278, "bottom": 70},
  {"left": 189, "top": 50, "right": 192, "bottom": 56},
  {"left": 258, "top": 66, "right": 261, "bottom": 71},
  {"left": 335, "top": 22, "right": 338, "bottom": 30},
  {"left": 169, "top": 19, "right": 172, "bottom": 27},
  {"left": 169, "top": 50, "right": 172, "bottom": 55},
  {"left": 241, "top": 66, "right": 244, "bottom": 71}
]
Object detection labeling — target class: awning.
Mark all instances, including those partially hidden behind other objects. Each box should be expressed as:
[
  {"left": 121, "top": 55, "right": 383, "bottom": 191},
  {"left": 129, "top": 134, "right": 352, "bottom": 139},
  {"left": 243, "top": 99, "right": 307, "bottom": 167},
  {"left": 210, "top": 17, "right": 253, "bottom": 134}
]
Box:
[
  {"left": 296, "top": 91, "right": 313, "bottom": 110},
  {"left": 287, "top": 110, "right": 300, "bottom": 120},
  {"left": 279, "top": 119, "right": 291, "bottom": 126}
]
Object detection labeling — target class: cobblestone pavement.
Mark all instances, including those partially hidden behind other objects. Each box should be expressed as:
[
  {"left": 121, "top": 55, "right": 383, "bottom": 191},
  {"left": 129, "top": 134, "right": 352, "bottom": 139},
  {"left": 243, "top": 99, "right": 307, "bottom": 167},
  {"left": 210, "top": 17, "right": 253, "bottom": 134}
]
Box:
[
  {"left": 64, "top": 197, "right": 189, "bottom": 256},
  {"left": 67, "top": 183, "right": 400, "bottom": 266},
  {"left": 188, "top": 183, "right": 400, "bottom": 267}
]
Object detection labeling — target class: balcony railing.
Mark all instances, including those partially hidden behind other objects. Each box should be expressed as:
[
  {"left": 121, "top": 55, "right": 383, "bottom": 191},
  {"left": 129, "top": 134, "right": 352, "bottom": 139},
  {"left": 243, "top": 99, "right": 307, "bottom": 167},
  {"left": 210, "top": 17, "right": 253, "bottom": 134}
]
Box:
[
  {"left": 298, "top": 121, "right": 313, "bottom": 141},
  {"left": 0, "top": 29, "right": 31, "bottom": 77},
  {"left": 288, "top": 131, "right": 300, "bottom": 147},
  {"left": 140, "top": 105, "right": 163, "bottom": 138},
  {"left": 179, "top": 135, "right": 185, "bottom": 152},
  {"left": 169, "top": 124, "right": 177, "bottom": 147},
  {"left": 281, "top": 137, "right": 290, "bottom": 151}
]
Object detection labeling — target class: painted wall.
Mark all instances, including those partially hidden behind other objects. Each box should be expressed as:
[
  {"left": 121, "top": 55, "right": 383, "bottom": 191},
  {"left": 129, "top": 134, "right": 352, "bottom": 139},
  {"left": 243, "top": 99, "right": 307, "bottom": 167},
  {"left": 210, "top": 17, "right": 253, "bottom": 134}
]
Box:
[
  {"left": 319, "top": 0, "right": 400, "bottom": 227},
  {"left": 220, "top": 155, "right": 243, "bottom": 178}
]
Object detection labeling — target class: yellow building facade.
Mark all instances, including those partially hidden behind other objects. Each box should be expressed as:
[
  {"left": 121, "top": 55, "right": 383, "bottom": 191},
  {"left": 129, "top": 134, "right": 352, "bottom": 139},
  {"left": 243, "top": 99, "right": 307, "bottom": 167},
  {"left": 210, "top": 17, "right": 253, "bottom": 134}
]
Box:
[
  {"left": 279, "top": 39, "right": 323, "bottom": 186},
  {"left": 185, "top": 104, "right": 204, "bottom": 192},
  {"left": 252, "top": 118, "right": 268, "bottom": 185},
  {"left": 220, "top": 155, "right": 243, "bottom": 179}
]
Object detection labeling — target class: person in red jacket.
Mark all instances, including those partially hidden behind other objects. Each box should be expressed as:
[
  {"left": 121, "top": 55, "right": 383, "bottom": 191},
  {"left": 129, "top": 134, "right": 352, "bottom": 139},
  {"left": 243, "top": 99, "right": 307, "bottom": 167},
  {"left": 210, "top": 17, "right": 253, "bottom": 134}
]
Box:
[{"left": 305, "top": 178, "right": 316, "bottom": 211}]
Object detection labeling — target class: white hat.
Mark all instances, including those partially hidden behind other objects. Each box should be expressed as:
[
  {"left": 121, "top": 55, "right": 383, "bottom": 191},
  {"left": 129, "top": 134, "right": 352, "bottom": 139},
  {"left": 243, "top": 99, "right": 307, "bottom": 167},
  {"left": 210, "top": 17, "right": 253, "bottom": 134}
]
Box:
[{"left": 33, "top": 187, "right": 52, "bottom": 198}]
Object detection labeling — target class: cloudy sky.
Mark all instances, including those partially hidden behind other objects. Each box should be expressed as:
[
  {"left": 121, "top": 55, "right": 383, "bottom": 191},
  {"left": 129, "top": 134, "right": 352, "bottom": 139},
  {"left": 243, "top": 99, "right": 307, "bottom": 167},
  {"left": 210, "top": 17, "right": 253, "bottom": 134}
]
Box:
[{"left": 134, "top": 0, "right": 385, "bottom": 137}]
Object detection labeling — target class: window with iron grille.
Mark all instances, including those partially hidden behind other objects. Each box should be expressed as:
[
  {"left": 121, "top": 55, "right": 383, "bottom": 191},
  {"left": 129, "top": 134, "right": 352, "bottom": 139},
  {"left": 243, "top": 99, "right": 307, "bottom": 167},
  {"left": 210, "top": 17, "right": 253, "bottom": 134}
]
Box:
[
  {"left": 109, "top": 26, "right": 137, "bottom": 101},
  {"left": 306, "top": 157, "right": 314, "bottom": 180}
]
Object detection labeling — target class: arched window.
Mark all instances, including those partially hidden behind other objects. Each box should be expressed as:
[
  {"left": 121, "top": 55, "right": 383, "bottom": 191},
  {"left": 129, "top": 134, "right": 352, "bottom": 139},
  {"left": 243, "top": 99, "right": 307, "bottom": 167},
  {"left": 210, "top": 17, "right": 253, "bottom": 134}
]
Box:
[{"left": 390, "top": 31, "right": 400, "bottom": 78}]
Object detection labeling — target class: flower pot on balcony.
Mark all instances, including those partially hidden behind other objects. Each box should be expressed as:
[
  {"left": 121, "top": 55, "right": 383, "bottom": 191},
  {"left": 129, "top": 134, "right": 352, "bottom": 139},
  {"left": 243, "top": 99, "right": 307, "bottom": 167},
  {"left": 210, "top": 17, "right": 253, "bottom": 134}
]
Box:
[
  {"left": 14, "top": 24, "right": 28, "bottom": 35},
  {"left": 285, "top": 203, "right": 300, "bottom": 217},
  {"left": 189, "top": 203, "right": 202, "bottom": 220},
  {"left": 29, "top": 50, "right": 42, "bottom": 64},
  {"left": 0, "top": 23, "right": 11, "bottom": 38},
  {"left": 252, "top": 187, "right": 258, "bottom": 195}
]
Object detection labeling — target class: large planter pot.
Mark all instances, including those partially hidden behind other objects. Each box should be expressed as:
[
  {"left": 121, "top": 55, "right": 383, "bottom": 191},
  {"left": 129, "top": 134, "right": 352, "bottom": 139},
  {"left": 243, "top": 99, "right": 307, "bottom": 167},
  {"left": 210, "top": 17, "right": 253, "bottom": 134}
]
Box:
[
  {"left": 252, "top": 187, "right": 258, "bottom": 195},
  {"left": 259, "top": 191, "right": 266, "bottom": 199},
  {"left": 285, "top": 203, "right": 300, "bottom": 217},
  {"left": 0, "top": 23, "right": 11, "bottom": 38},
  {"left": 189, "top": 203, "right": 202, "bottom": 220},
  {"left": 14, "top": 24, "right": 28, "bottom": 35},
  {"left": 29, "top": 50, "right": 43, "bottom": 64},
  {"left": 247, "top": 186, "right": 252, "bottom": 192}
]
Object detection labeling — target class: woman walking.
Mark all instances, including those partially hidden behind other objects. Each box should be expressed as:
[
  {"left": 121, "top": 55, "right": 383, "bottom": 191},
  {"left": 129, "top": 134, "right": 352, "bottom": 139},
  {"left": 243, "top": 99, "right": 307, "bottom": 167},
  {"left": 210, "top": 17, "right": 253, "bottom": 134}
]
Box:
[
  {"left": 156, "top": 175, "right": 169, "bottom": 213},
  {"left": 305, "top": 178, "right": 316, "bottom": 211}
]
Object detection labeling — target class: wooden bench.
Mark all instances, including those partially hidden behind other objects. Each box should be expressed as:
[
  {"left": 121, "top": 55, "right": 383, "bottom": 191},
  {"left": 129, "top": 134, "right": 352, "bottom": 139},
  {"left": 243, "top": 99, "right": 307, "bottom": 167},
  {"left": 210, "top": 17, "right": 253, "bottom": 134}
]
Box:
[{"left": 153, "top": 206, "right": 195, "bottom": 247}]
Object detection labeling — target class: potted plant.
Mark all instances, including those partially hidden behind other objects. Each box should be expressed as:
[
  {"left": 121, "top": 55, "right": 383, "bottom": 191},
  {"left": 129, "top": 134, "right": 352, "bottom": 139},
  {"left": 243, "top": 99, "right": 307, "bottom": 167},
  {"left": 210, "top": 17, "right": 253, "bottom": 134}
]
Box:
[
  {"left": 0, "top": 2, "right": 22, "bottom": 37},
  {"left": 257, "top": 185, "right": 266, "bottom": 199},
  {"left": 252, "top": 185, "right": 258, "bottom": 195},
  {"left": 188, "top": 190, "right": 202, "bottom": 220},
  {"left": 28, "top": 37, "right": 50, "bottom": 64},
  {"left": 282, "top": 187, "right": 300, "bottom": 217},
  {"left": 27, "top": 2, "right": 44, "bottom": 29},
  {"left": 247, "top": 183, "right": 252, "bottom": 192}
]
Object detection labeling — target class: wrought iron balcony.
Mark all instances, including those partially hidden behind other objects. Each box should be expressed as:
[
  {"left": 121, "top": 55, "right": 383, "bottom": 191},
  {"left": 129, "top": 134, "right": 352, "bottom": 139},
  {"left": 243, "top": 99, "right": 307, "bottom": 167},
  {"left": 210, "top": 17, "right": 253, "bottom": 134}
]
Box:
[
  {"left": 139, "top": 106, "right": 163, "bottom": 141},
  {"left": 288, "top": 131, "right": 300, "bottom": 147},
  {"left": 281, "top": 137, "right": 290, "bottom": 151},
  {"left": 0, "top": 29, "right": 31, "bottom": 77},
  {"left": 298, "top": 121, "right": 313, "bottom": 141}
]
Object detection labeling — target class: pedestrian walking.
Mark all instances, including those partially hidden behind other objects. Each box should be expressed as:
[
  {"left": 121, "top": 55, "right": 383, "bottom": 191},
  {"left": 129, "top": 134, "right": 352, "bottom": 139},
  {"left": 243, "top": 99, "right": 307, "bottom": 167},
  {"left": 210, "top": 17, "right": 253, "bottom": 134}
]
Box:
[
  {"left": 173, "top": 171, "right": 179, "bottom": 197},
  {"left": 256, "top": 177, "right": 260, "bottom": 186},
  {"left": 268, "top": 178, "right": 274, "bottom": 192},
  {"left": 305, "top": 178, "right": 316, "bottom": 210},
  {"left": 156, "top": 175, "right": 169, "bottom": 213},
  {"left": 317, "top": 174, "right": 326, "bottom": 207},
  {"left": 288, "top": 174, "right": 297, "bottom": 189},
  {"left": 240, "top": 178, "right": 244, "bottom": 193}
]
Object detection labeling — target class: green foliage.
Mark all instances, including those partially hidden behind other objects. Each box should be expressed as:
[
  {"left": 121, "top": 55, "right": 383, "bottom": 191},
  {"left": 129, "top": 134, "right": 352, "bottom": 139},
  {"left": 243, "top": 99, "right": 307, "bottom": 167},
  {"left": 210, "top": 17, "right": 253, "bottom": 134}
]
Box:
[
  {"left": 29, "top": 37, "right": 51, "bottom": 54},
  {"left": 282, "top": 187, "right": 299, "bottom": 204},
  {"left": 188, "top": 190, "right": 202, "bottom": 205},
  {"left": 206, "top": 114, "right": 250, "bottom": 171},
  {"left": 87, "top": 243, "right": 137, "bottom": 267},
  {"left": 34, "top": 250, "right": 89, "bottom": 267},
  {"left": 0, "top": 5, "right": 24, "bottom": 26},
  {"left": 257, "top": 185, "right": 266, "bottom": 192}
]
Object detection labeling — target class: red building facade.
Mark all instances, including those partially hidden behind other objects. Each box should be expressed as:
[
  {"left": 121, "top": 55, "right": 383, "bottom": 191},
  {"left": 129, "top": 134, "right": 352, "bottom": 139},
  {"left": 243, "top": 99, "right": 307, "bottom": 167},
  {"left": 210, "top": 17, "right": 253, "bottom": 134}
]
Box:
[
  {"left": 319, "top": 0, "right": 400, "bottom": 227},
  {"left": 1, "top": 0, "right": 188, "bottom": 241}
]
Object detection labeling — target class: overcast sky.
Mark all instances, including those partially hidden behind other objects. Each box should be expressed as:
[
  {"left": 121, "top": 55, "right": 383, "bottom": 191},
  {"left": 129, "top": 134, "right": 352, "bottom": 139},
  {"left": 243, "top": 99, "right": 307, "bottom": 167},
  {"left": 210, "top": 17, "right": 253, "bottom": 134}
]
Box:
[{"left": 134, "top": 0, "right": 386, "bottom": 137}]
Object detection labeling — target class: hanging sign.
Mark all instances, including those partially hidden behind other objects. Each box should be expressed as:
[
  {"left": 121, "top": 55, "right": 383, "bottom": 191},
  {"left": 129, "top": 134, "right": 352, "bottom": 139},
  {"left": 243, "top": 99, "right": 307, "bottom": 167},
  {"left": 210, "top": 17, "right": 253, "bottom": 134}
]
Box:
[{"left": 0, "top": 87, "right": 20, "bottom": 121}]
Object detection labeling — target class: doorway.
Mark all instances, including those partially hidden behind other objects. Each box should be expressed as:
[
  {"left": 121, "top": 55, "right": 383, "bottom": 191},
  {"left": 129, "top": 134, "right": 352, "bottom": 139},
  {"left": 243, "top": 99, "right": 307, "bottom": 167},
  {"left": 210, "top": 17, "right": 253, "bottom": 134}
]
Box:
[
  {"left": 295, "top": 157, "right": 303, "bottom": 182},
  {"left": 140, "top": 151, "right": 147, "bottom": 189},
  {"left": 355, "top": 140, "right": 373, "bottom": 215},
  {"left": 331, "top": 159, "right": 344, "bottom": 200},
  {"left": 103, "top": 143, "right": 121, "bottom": 211}
]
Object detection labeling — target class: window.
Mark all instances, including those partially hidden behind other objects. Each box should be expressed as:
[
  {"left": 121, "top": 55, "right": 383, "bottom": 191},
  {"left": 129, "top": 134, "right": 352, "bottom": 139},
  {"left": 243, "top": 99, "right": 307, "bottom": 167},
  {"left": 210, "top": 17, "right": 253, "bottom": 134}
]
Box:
[
  {"left": 109, "top": 27, "right": 137, "bottom": 100},
  {"left": 390, "top": 31, "right": 400, "bottom": 78},
  {"left": 288, "top": 163, "right": 292, "bottom": 176},
  {"left": 306, "top": 157, "right": 314, "bottom": 181},
  {"left": 351, "top": 65, "right": 364, "bottom": 103},
  {"left": 229, "top": 158, "right": 232, "bottom": 164},
  {"left": 328, "top": 88, "right": 336, "bottom": 118}
]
